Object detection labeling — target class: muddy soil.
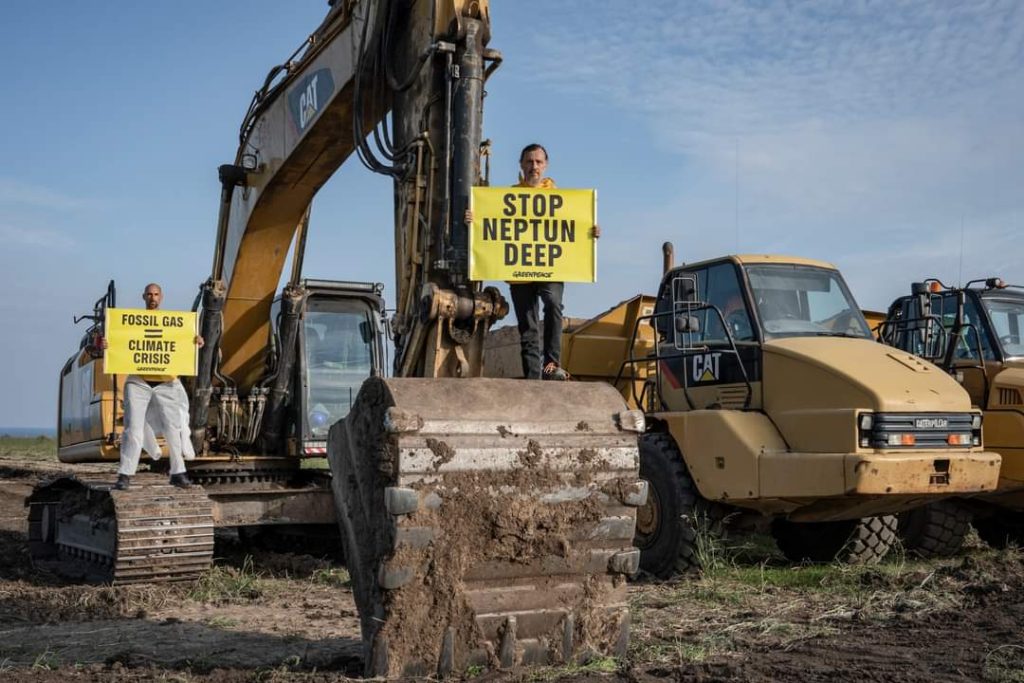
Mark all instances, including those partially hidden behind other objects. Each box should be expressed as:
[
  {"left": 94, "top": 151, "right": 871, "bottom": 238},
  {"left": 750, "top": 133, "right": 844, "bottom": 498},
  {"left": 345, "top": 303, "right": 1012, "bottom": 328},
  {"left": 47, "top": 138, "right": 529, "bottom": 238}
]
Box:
[{"left": 1, "top": 451, "right": 1023, "bottom": 681}]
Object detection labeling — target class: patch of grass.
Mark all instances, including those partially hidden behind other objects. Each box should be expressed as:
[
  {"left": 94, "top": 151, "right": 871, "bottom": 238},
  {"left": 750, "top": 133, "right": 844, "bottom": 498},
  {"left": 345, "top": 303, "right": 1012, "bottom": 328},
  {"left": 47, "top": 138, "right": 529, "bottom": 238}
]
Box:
[
  {"left": 527, "top": 656, "right": 619, "bottom": 681},
  {"left": 309, "top": 566, "right": 351, "bottom": 587},
  {"left": 188, "top": 555, "right": 263, "bottom": 603},
  {"left": 206, "top": 615, "right": 240, "bottom": 629},
  {"left": 32, "top": 648, "right": 60, "bottom": 670},
  {"left": 0, "top": 435, "right": 56, "bottom": 460},
  {"left": 632, "top": 635, "right": 731, "bottom": 667},
  {"left": 984, "top": 644, "right": 1024, "bottom": 683},
  {"left": 464, "top": 664, "right": 486, "bottom": 678},
  {"left": 300, "top": 457, "right": 329, "bottom": 470},
  {"left": 676, "top": 642, "right": 709, "bottom": 663}
]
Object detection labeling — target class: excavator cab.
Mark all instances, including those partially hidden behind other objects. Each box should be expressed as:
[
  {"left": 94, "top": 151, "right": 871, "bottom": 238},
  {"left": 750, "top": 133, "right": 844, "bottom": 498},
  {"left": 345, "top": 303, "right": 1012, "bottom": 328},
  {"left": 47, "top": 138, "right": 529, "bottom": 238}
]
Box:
[{"left": 286, "top": 280, "right": 385, "bottom": 455}]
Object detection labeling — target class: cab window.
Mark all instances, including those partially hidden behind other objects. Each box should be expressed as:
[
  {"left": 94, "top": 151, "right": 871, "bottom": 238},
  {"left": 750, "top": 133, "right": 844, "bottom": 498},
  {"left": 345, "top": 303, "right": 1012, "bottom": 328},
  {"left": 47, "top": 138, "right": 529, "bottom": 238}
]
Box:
[
  {"left": 930, "top": 294, "right": 995, "bottom": 361},
  {"left": 659, "top": 263, "right": 755, "bottom": 347},
  {"left": 982, "top": 297, "right": 1024, "bottom": 358}
]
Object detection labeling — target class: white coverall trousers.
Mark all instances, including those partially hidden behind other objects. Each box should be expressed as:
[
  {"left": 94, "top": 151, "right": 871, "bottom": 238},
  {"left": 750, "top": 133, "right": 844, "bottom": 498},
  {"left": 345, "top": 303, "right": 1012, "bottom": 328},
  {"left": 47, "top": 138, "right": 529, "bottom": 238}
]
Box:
[
  {"left": 119, "top": 376, "right": 187, "bottom": 476},
  {"left": 141, "top": 381, "right": 196, "bottom": 461}
]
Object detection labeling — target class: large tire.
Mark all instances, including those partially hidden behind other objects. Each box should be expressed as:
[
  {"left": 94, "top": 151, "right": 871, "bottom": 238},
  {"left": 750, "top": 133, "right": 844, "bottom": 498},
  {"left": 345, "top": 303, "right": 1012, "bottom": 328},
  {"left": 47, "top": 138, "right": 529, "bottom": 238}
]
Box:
[
  {"left": 974, "top": 511, "right": 1024, "bottom": 549},
  {"left": 634, "top": 432, "right": 707, "bottom": 577},
  {"left": 772, "top": 515, "right": 897, "bottom": 564},
  {"left": 897, "top": 501, "right": 971, "bottom": 558}
]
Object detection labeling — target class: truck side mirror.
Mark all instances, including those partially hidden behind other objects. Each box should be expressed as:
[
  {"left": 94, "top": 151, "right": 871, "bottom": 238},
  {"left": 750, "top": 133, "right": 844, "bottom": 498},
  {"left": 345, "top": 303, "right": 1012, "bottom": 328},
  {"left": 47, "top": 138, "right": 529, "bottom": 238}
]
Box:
[{"left": 675, "top": 315, "right": 700, "bottom": 334}]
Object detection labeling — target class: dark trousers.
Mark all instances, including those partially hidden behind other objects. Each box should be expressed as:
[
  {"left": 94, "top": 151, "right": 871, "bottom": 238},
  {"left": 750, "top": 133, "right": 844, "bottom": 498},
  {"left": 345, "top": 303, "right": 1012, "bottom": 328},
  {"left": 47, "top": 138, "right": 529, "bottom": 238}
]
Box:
[{"left": 510, "top": 282, "right": 564, "bottom": 379}]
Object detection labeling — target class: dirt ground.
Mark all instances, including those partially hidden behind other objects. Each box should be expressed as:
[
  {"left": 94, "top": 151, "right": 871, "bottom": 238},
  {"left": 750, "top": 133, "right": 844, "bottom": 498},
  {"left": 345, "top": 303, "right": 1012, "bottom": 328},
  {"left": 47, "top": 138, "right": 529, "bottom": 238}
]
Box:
[{"left": 1, "top": 446, "right": 1023, "bottom": 682}]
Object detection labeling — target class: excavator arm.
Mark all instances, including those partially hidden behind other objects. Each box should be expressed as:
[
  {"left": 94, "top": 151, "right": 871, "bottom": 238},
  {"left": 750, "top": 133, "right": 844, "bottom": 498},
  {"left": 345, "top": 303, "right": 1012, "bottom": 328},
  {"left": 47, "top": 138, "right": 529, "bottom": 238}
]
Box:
[
  {"left": 193, "top": 0, "right": 505, "bottom": 448},
  {"left": 199, "top": 0, "right": 497, "bottom": 389}
]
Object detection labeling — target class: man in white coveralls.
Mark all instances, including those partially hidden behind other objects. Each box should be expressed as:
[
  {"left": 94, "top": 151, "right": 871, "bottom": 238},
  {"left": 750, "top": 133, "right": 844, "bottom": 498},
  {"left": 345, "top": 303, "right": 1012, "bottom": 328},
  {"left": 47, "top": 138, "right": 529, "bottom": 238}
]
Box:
[{"left": 106, "top": 283, "right": 203, "bottom": 490}]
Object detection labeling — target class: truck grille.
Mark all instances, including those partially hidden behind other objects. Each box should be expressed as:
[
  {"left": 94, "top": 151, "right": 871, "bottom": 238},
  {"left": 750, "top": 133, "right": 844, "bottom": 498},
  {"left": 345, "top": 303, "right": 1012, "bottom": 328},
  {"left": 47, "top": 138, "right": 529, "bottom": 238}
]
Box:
[{"left": 865, "top": 413, "right": 975, "bottom": 449}]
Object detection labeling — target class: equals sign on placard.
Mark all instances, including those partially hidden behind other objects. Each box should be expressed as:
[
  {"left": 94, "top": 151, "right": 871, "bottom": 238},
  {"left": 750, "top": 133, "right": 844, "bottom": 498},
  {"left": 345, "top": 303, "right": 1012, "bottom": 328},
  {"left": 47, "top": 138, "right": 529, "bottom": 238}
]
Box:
[{"left": 143, "top": 328, "right": 162, "bottom": 338}]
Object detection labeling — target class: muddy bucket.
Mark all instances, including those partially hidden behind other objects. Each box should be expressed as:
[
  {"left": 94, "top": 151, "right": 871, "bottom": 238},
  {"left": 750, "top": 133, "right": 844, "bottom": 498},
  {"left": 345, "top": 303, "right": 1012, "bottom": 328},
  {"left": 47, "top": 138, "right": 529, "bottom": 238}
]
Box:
[{"left": 328, "top": 377, "right": 645, "bottom": 677}]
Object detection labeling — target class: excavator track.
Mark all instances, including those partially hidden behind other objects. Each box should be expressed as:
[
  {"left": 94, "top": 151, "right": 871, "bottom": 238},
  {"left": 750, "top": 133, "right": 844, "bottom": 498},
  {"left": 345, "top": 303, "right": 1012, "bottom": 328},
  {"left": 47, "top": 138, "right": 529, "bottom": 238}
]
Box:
[
  {"left": 329, "top": 377, "right": 645, "bottom": 677},
  {"left": 26, "top": 474, "right": 215, "bottom": 584}
]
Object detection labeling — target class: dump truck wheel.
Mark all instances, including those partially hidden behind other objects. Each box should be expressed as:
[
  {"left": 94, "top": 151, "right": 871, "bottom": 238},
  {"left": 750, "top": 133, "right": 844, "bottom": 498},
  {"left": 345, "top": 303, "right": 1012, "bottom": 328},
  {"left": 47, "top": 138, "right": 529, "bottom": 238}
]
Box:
[
  {"left": 634, "top": 432, "right": 706, "bottom": 577},
  {"left": 974, "top": 512, "right": 1024, "bottom": 549},
  {"left": 896, "top": 501, "right": 971, "bottom": 558},
  {"left": 772, "top": 515, "right": 896, "bottom": 564}
]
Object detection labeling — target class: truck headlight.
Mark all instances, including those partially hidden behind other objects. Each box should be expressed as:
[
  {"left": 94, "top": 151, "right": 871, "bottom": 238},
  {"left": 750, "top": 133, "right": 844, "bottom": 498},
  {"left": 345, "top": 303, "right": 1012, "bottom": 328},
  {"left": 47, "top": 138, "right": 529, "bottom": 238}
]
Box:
[{"left": 858, "top": 413, "right": 874, "bottom": 447}]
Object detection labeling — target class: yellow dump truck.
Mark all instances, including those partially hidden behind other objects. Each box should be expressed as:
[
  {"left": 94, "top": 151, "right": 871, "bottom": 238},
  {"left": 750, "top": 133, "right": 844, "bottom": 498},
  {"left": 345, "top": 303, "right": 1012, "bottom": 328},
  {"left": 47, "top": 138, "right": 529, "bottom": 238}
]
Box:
[
  {"left": 489, "top": 251, "right": 1002, "bottom": 575},
  {"left": 879, "top": 278, "right": 1024, "bottom": 552}
]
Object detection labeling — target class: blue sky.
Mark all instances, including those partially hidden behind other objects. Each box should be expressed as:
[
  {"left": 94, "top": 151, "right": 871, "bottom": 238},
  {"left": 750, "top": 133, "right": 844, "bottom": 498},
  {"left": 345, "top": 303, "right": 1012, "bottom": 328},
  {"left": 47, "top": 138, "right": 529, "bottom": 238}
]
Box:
[{"left": 1, "top": 1, "right": 1022, "bottom": 428}]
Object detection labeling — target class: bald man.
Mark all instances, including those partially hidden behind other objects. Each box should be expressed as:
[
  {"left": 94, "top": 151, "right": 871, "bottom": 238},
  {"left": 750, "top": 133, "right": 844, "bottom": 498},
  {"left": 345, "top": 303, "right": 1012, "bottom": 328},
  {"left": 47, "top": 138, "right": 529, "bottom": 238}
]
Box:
[{"left": 111, "top": 283, "right": 202, "bottom": 490}]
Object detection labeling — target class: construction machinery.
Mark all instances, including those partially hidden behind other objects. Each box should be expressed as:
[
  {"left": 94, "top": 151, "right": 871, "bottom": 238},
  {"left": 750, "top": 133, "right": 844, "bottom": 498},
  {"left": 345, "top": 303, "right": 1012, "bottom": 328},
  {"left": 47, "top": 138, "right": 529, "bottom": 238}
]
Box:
[
  {"left": 33, "top": 1, "right": 643, "bottom": 677},
  {"left": 878, "top": 278, "right": 1024, "bottom": 553},
  {"left": 490, "top": 247, "right": 1002, "bottom": 576},
  {"left": 43, "top": 276, "right": 385, "bottom": 581}
]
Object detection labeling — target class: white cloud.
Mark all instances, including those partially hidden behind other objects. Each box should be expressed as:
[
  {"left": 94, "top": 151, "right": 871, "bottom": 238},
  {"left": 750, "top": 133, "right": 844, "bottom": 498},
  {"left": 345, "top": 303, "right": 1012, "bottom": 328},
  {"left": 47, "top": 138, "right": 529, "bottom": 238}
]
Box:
[
  {"left": 0, "top": 223, "right": 74, "bottom": 248},
  {"left": 514, "top": 0, "right": 1024, "bottom": 306},
  {"left": 0, "top": 178, "right": 99, "bottom": 211},
  {"left": 526, "top": 1, "right": 1023, "bottom": 141}
]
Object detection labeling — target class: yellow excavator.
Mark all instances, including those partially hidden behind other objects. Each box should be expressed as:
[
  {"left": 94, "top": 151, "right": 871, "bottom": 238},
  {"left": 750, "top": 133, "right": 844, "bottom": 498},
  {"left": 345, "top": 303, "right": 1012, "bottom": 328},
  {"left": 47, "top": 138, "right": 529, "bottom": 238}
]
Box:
[{"left": 33, "top": 1, "right": 643, "bottom": 677}]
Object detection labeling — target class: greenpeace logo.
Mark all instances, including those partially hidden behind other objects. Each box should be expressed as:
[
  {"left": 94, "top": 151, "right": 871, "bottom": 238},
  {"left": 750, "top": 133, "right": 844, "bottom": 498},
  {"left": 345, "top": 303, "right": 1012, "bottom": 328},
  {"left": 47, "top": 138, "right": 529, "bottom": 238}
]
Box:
[
  {"left": 915, "top": 418, "right": 949, "bottom": 430},
  {"left": 511, "top": 271, "right": 553, "bottom": 279}
]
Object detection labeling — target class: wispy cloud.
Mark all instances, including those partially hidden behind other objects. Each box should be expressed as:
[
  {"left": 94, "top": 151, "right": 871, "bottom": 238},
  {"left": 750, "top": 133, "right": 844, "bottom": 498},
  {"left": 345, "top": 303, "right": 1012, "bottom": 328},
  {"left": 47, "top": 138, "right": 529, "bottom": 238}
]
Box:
[
  {"left": 526, "top": 1, "right": 1023, "bottom": 143},
  {"left": 0, "top": 223, "right": 74, "bottom": 249},
  {"left": 0, "top": 178, "right": 99, "bottom": 211},
  {"left": 519, "top": 0, "right": 1024, "bottom": 302}
]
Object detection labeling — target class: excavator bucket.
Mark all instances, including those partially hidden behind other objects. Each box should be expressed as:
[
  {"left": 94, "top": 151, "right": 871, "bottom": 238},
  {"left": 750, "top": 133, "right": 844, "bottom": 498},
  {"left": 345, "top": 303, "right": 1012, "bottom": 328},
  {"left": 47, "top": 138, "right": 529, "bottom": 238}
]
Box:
[{"left": 328, "top": 377, "right": 644, "bottom": 677}]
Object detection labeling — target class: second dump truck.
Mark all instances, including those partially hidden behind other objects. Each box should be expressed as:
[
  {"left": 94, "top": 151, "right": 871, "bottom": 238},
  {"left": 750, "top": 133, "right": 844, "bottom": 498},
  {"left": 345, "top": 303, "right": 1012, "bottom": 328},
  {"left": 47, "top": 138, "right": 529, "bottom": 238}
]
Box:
[{"left": 879, "top": 277, "right": 1024, "bottom": 553}]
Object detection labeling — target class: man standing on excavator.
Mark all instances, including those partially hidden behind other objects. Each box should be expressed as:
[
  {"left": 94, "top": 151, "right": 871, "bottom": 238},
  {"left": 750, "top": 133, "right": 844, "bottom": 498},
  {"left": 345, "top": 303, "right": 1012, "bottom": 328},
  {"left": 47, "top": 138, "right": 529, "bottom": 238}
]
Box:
[
  {"left": 467, "top": 143, "right": 600, "bottom": 379},
  {"left": 507, "top": 143, "right": 599, "bottom": 380},
  {"left": 106, "top": 283, "right": 203, "bottom": 490}
]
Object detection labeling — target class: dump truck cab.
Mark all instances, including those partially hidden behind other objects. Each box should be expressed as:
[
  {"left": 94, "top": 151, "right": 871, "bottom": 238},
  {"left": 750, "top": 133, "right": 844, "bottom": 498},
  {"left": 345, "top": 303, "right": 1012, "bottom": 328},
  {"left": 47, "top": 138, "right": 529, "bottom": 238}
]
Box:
[
  {"left": 880, "top": 279, "right": 1024, "bottom": 545},
  {"left": 645, "top": 255, "right": 995, "bottom": 512},
  {"left": 881, "top": 279, "right": 1024, "bottom": 487},
  {"left": 563, "top": 253, "right": 1000, "bottom": 575}
]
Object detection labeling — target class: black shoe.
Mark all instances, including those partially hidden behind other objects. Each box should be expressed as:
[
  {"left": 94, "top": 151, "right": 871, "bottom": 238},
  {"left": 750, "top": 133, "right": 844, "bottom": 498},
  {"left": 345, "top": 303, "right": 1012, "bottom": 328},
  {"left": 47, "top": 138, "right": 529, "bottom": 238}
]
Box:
[
  {"left": 169, "top": 473, "right": 193, "bottom": 489},
  {"left": 113, "top": 474, "right": 130, "bottom": 491}
]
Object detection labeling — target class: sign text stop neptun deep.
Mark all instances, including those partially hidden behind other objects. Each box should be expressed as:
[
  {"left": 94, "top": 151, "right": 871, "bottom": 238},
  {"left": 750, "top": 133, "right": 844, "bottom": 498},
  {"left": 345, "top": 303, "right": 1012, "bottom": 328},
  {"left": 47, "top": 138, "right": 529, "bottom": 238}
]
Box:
[{"left": 469, "top": 187, "right": 596, "bottom": 282}]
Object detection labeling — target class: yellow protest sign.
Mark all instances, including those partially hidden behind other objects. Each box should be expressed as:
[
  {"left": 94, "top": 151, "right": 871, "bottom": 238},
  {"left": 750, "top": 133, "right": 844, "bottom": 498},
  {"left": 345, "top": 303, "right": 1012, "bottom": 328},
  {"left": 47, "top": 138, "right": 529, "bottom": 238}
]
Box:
[
  {"left": 470, "top": 187, "right": 597, "bottom": 282},
  {"left": 103, "top": 308, "right": 198, "bottom": 376}
]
